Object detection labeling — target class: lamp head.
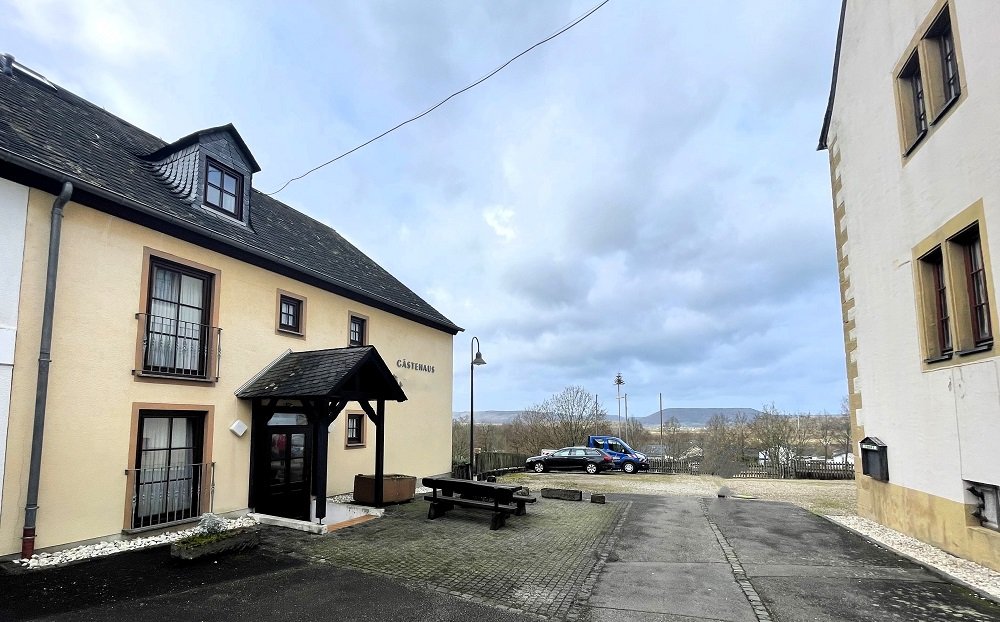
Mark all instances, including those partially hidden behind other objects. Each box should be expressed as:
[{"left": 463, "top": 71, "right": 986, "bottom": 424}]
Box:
[{"left": 472, "top": 351, "right": 486, "bottom": 366}]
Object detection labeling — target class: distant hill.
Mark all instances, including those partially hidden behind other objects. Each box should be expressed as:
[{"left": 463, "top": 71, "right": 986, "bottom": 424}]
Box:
[
  {"left": 453, "top": 410, "right": 521, "bottom": 425},
  {"left": 633, "top": 408, "right": 763, "bottom": 428},
  {"left": 454, "top": 407, "right": 762, "bottom": 428}
]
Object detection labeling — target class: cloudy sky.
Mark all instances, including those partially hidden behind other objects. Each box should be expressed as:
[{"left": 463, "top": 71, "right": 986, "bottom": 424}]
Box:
[{"left": 2, "top": 0, "right": 845, "bottom": 417}]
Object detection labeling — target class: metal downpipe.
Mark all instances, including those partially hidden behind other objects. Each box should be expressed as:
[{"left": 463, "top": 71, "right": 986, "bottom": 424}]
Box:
[{"left": 21, "top": 181, "right": 73, "bottom": 559}]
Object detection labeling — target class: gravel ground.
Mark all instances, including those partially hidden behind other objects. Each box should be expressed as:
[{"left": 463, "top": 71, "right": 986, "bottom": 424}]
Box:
[{"left": 500, "top": 471, "right": 1000, "bottom": 603}]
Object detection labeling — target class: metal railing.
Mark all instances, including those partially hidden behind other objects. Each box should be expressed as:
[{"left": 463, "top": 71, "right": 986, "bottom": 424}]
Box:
[
  {"left": 124, "top": 462, "right": 215, "bottom": 531},
  {"left": 136, "top": 313, "right": 221, "bottom": 381}
]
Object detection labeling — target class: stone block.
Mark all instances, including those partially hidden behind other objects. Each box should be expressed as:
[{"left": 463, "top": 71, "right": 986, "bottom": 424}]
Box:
[
  {"left": 541, "top": 488, "right": 582, "bottom": 501},
  {"left": 590, "top": 494, "right": 606, "bottom": 504}
]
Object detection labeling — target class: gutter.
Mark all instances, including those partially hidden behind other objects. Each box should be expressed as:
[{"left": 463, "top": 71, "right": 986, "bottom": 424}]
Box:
[
  {"left": 0, "top": 147, "right": 463, "bottom": 335},
  {"left": 21, "top": 181, "right": 73, "bottom": 559}
]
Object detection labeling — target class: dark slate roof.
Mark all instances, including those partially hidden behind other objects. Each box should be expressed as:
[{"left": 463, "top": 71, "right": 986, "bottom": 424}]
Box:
[
  {"left": 145, "top": 124, "right": 261, "bottom": 173},
  {"left": 0, "top": 60, "right": 460, "bottom": 334},
  {"left": 817, "top": 0, "right": 848, "bottom": 151},
  {"left": 237, "top": 346, "right": 406, "bottom": 402}
]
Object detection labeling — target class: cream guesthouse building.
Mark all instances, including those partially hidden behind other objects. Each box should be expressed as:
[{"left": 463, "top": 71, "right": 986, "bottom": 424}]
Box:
[
  {"left": 0, "top": 55, "right": 459, "bottom": 559},
  {"left": 819, "top": 0, "right": 1000, "bottom": 569}
]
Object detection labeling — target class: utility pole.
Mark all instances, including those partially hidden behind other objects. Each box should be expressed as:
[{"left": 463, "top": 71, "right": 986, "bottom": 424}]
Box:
[
  {"left": 623, "top": 393, "right": 629, "bottom": 444},
  {"left": 614, "top": 373, "right": 624, "bottom": 438},
  {"left": 659, "top": 392, "right": 663, "bottom": 457},
  {"left": 594, "top": 393, "right": 599, "bottom": 435}
]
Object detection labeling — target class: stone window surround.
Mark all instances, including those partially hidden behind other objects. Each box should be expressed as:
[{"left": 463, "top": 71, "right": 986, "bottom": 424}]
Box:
[
  {"left": 913, "top": 200, "right": 997, "bottom": 370},
  {"left": 892, "top": 0, "right": 967, "bottom": 160}
]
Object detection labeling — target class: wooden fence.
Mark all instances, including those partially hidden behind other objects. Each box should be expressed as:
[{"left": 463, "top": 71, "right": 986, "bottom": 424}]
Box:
[
  {"left": 730, "top": 460, "right": 855, "bottom": 480},
  {"left": 451, "top": 451, "right": 528, "bottom": 479}
]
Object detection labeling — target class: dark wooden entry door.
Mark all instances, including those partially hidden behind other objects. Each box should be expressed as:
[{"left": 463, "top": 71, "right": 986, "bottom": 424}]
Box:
[{"left": 254, "top": 414, "right": 312, "bottom": 520}]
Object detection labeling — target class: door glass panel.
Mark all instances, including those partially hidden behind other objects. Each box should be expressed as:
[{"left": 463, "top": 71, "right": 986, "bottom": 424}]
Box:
[
  {"left": 270, "top": 433, "right": 287, "bottom": 460},
  {"left": 141, "top": 418, "right": 170, "bottom": 450},
  {"left": 267, "top": 413, "right": 308, "bottom": 426},
  {"left": 289, "top": 458, "right": 304, "bottom": 483},
  {"left": 270, "top": 460, "right": 286, "bottom": 485},
  {"left": 291, "top": 434, "right": 305, "bottom": 459}
]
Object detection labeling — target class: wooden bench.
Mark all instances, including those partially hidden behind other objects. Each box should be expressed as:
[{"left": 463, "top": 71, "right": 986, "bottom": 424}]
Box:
[{"left": 422, "top": 476, "right": 537, "bottom": 530}]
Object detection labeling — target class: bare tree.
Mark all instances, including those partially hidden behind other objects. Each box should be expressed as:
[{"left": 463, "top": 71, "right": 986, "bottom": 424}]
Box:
[
  {"left": 452, "top": 415, "right": 470, "bottom": 462},
  {"left": 508, "top": 386, "right": 609, "bottom": 454},
  {"left": 623, "top": 417, "right": 651, "bottom": 451},
  {"left": 750, "top": 404, "right": 812, "bottom": 468},
  {"left": 702, "top": 413, "right": 745, "bottom": 475},
  {"left": 662, "top": 416, "right": 682, "bottom": 458}
]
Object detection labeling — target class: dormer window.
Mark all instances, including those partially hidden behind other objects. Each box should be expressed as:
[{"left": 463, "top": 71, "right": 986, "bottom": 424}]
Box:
[{"left": 205, "top": 159, "right": 243, "bottom": 218}]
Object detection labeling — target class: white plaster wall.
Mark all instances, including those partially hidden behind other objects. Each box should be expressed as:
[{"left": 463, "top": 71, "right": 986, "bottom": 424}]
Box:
[
  {"left": 0, "top": 178, "right": 30, "bottom": 518},
  {"left": 831, "top": 0, "right": 1000, "bottom": 502}
]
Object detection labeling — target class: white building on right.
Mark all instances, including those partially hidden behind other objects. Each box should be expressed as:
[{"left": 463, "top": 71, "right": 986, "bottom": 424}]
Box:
[
  {"left": 0, "top": 178, "right": 29, "bottom": 521},
  {"left": 819, "top": 0, "right": 1000, "bottom": 570}
]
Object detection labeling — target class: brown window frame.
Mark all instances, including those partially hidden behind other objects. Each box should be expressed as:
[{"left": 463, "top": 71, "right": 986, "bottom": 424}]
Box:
[
  {"left": 124, "top": 403, "right": 215, "bottom": 532},
  {"left": 349, "top": 313, "right": 367, "bottom": 346},
  {"left": 345, "top": 412, "right": 366, "bottom": 448},
  {"left": 897, "top": 53, "right": 928, "bottom": 153},
  {"left": 922, "top": 248, "right": 953, "bottom": 357},
  {"left": 275, "top": 290, "right": 307, "bottom": 337},
  {"left": 204, "top": 158, "right": 243, "bottom": 219},
  {"left": 959, "top": 229, "right": 992, "bottom": 347},
  {"left": 134, "top": 249, "right": 222, "bottom": 384}
]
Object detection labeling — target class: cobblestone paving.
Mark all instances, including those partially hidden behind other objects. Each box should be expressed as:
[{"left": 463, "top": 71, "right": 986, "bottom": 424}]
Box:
[{"left": 286, "top": 497, "right": 628, "bottom": 620}]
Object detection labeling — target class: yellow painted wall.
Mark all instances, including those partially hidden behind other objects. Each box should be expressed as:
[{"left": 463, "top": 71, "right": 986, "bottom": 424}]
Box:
[
  {"left": 858, "top": 477, "right": 1000, "bottom": 572},
  {"left": 0, "top": 190, "right": 454, "bottom": 556}
]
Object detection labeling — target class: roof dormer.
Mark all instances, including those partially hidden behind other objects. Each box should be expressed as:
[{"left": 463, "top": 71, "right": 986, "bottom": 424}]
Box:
[{"left": 144, "top": 124, "right": 260, "bottom": 225}]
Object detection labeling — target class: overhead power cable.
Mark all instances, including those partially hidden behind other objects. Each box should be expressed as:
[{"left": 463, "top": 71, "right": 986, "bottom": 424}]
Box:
[{"left": 264, "top": 0, "right": 611, "bottom": 196}]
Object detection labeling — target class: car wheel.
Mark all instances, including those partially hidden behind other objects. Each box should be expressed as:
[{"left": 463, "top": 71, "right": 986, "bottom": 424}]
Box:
[
  {"left": 622, "top": 461, "right": 636, "bottom": 474},
  {"left": 586, "top": 463, "right": 598, "bottom": 474},
  {"left": 533, "top": 462, "right": 546, "bottom": 473}
]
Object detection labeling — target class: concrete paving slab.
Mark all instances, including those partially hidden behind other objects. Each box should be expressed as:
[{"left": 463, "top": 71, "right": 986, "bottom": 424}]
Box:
[
  {"left": 752, "top": 575, "right": 1000, "bottom": 622},
  {"left": 609, "top": 496, "right": 726, "bottom": 563},
  {"left": 589, "top": 608, "right": 734, "bottom": 622},
  {"left": 742, "top": 562, "right": 941, "bottom": 582},
  {"left": 706, "top": 499, "right": 911, "bottom": 568},
  {"left": 589, "top": 561, "right": 757, "bottom": 622}
]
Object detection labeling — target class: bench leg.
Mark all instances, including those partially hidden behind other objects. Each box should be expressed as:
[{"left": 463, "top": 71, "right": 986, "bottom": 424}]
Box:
[
  {"left": 489, "top": 512, "right": 507, "bottom": 530},
  {"left": 427, "top": 501, "right": 451, "bottom": 520},
  {"left": 514, "top": 502, "right": 526, "bottom": 516}
]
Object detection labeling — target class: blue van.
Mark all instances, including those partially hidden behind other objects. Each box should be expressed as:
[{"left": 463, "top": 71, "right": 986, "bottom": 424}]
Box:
[{"left": 586, "top": 436, "right": 649, "bottom": 473}]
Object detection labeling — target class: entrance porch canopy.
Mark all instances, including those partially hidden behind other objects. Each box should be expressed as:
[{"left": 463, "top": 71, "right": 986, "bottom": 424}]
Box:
[{"left": 236, "top": 346, "right": 406, "bottom": 517}]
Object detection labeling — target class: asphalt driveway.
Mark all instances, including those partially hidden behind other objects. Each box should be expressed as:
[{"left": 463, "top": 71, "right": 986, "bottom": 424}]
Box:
[{"left": 1, "top": 491, "right": 998, "bottom": 621}]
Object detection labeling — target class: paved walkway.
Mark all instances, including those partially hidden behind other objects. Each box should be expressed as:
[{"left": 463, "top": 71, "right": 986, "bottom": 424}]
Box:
[
  {"left": 588, "top": 494, "right": 1000, "bottom": 622},
  {"left": 1, "top": 492, "right": 998, "bottom": 621}
]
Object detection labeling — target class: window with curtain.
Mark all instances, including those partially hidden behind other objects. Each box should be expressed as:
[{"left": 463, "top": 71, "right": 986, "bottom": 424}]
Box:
[
  {"left": 346, "top": 413, "right": 364, "bottom": 446},
  {"left": 145, "top": 259, "right": 211, "bottom": 376},
  {"left": 134, "top": 412, "right": 204, "bottom": 527}
]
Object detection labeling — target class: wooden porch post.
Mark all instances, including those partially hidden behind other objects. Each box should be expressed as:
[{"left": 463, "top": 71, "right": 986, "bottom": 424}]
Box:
[{"left": 373, "top": 400, "right": 384, "bottom": 506}]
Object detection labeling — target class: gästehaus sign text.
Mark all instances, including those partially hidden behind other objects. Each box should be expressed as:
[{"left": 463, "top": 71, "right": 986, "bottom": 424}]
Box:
[{"left": 397, "top": 359, "right": 435, "bottom": 373}]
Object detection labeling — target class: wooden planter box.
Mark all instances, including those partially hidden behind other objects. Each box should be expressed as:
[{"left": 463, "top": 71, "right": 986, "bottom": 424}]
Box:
[
  {"left": 353, "top": 474, "right": 416, "bottom": 505},
  {"left": 170, "top": 527, "right": 260, "bottom": 561}
]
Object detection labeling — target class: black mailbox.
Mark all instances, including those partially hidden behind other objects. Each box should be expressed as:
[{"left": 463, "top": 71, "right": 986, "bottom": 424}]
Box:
[{"left": 859, "top": 436, "right": 889, "bottom": 482}]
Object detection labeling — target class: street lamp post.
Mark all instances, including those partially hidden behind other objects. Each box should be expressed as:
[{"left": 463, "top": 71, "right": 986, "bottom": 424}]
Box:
[{"left": 469, "top": 337, "right": 486, "bottom": 479}]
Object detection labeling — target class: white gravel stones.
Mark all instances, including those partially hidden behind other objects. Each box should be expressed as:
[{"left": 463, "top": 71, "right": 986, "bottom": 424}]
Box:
[
  {"left": 10, "top": 514, "right": 258, "bottom": 570},
  {"left": 329, "top": 486, "right": 433, "bottom": 504},
  {"left": 829, "top": 515, "right": 1000, "bottom": 601}
]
